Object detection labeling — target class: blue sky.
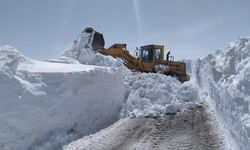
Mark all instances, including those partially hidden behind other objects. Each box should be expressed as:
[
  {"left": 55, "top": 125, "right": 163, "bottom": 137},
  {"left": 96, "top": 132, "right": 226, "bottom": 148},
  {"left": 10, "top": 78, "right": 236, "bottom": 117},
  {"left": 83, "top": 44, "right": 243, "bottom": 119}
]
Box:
[{"left": 0, "top": 0, "right": 250, "bottom": 60}]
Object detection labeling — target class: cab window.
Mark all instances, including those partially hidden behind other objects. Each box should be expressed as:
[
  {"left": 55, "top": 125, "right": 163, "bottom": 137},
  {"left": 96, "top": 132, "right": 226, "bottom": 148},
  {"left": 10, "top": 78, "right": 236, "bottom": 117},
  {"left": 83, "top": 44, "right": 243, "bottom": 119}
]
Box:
[
  {"left": 140, "top": 49, "right": 153, "bottom": 63},
  {"left": 155, "top": 49, "right": 161, "bottom": 60}
]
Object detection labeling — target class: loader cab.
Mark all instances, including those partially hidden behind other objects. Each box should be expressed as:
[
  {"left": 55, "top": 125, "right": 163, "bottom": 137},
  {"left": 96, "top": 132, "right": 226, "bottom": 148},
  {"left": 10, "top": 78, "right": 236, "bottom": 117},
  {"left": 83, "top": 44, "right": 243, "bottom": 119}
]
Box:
[{"left": 139, "top": 45, "right": 164, "bottom": 63}]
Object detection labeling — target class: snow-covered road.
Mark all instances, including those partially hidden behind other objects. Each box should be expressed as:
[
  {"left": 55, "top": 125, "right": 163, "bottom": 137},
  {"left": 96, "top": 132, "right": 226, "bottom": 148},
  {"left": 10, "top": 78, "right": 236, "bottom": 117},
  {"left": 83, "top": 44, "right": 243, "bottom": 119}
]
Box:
[{"left": 64, "top": 106, "right": 222, "bottom": 150}]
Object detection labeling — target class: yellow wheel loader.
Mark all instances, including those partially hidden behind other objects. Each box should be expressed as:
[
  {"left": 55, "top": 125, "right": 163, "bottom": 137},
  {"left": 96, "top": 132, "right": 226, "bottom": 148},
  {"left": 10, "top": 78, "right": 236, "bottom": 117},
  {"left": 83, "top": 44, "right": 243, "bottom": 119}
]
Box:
[{"left": 88, "top": 27, "right": 190, "bottom": 83}]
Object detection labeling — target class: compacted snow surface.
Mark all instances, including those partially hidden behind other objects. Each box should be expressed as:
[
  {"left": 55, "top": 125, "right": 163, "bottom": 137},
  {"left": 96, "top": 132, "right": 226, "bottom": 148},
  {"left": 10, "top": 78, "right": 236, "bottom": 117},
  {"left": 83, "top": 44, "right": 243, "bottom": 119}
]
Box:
[{"left": 64, "top": 106, "right": 221, "bottom": 150}]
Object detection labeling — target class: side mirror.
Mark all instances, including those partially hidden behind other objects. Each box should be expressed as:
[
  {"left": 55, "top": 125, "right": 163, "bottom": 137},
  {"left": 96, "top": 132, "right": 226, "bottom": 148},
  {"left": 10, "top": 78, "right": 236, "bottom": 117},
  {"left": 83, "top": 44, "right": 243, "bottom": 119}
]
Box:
[
  {"left": 134, "top": 47, "right": 140, "bottom": 58},
  {"left": 166, "top": 51, "right": 170, "bottom": 61}
]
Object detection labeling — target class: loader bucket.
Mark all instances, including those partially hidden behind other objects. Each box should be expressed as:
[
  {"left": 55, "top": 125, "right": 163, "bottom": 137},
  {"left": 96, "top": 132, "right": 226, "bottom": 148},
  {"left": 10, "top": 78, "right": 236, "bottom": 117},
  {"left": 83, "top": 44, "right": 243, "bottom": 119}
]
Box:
[
  {"left": 92, "top": 31, "right": 105, "bottom": 51},
  {"left": 84, "top": 27, "right": 105, "bottom": 51}
]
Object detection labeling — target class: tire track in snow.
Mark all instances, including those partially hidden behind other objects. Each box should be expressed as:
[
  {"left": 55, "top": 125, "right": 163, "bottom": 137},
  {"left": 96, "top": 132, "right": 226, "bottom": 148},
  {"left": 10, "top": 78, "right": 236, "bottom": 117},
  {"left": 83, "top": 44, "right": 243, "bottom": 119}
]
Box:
[{"left": 64, "top": 106, "right": 222, "bottom": 150}]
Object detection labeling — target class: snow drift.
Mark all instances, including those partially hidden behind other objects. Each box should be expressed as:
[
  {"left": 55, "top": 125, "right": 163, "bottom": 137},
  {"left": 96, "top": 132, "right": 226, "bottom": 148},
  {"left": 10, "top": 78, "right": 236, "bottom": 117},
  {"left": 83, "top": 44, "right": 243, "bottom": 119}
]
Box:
[
  {"left": 192, "top": 37, "right": 250, "bottom": 150},
  {"left": 120, "top": 72, "right": 200, "bottom": 118},
  {"left": 0, "top": 45, "right": 127, "bottom": 150}
]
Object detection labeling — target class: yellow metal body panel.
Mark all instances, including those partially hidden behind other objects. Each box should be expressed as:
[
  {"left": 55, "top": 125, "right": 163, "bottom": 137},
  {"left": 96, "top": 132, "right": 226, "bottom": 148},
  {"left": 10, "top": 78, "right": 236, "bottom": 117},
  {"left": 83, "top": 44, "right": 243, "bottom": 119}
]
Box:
[{"left": 98, "top": 44, "right": 189, "bottom": 83}]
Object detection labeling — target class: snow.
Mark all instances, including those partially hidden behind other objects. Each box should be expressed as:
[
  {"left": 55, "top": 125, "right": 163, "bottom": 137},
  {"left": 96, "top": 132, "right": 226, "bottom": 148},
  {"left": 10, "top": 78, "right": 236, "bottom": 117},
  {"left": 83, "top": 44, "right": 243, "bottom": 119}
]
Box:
[
  {"left": 0, "top": 28, "right": 203, "bottom": 150},
  {"left": 62, "top": 28, "right": 123, "bottom": 67},
  {"left": 120, "top": 72, "right": 200, "bottom": 118},
  {"left": 18, "top": 59, "right": 107, "bottom": 73},
  {"left": 63, "top": 106, "right": 221, "bottom": 150},
  {"left": 0, "top": 45, "right": 30, "bottom": 74},
  {"left": 46, "top": 56, "right": 80, "bottom": 64},
  {"left": 192, "top": 37, "right": 250, "bottom": 150},
  {"left": 62, "top": 117, "right": 153, "bottom": 150},
  {"left": 63, "top": 28, "right": 201, "bottom": 118},
  {"left": 62, "top": 28, "right": 249, "bottom": 150},
  {"left": 0, "top": 45, "right": 127, "bottom": 150},
  {"left": 4, "top": 27, "right": 249, "bottom": 150}
]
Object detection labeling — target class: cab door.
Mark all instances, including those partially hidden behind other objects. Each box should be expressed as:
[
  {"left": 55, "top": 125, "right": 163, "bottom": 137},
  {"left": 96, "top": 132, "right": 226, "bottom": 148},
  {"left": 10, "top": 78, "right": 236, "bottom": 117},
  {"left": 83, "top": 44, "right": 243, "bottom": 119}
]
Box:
[
  {"left": 155, "top": 48, "right": 162, "bottom": 63},
  {"left": 140, "top": 48, "right": 154, "bottom": 72}
]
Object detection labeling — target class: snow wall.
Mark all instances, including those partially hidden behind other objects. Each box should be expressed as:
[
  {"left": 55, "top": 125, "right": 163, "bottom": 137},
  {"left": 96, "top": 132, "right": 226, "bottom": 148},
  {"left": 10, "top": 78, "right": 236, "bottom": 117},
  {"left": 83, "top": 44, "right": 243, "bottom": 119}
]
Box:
[
  {"left": 192, "top": 37, "right": 250, "bottom": 150},
  {"left": 0, "top": 46, "right": 127, "bottom": 150}
]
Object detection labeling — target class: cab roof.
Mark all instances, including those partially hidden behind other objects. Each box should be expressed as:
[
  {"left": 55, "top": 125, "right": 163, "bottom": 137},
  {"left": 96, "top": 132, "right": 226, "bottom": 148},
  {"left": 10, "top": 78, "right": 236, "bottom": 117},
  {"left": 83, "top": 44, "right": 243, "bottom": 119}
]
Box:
[{"left": 140, "top": 45, "right": 164, "bottom": 50}]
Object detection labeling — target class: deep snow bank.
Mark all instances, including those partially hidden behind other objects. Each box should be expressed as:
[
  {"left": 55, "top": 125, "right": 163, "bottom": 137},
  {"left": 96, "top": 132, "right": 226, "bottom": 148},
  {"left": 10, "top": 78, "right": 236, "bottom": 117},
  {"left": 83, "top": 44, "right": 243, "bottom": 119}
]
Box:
[
  {"left": 120, "top": 72, "right": 200, "bottom": 118},
  {"left": 0, "top": 45, "right": 127, "bottom": 150},
  {"left": 192, "top": 37, "right": 250, "bottom": 150}
]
